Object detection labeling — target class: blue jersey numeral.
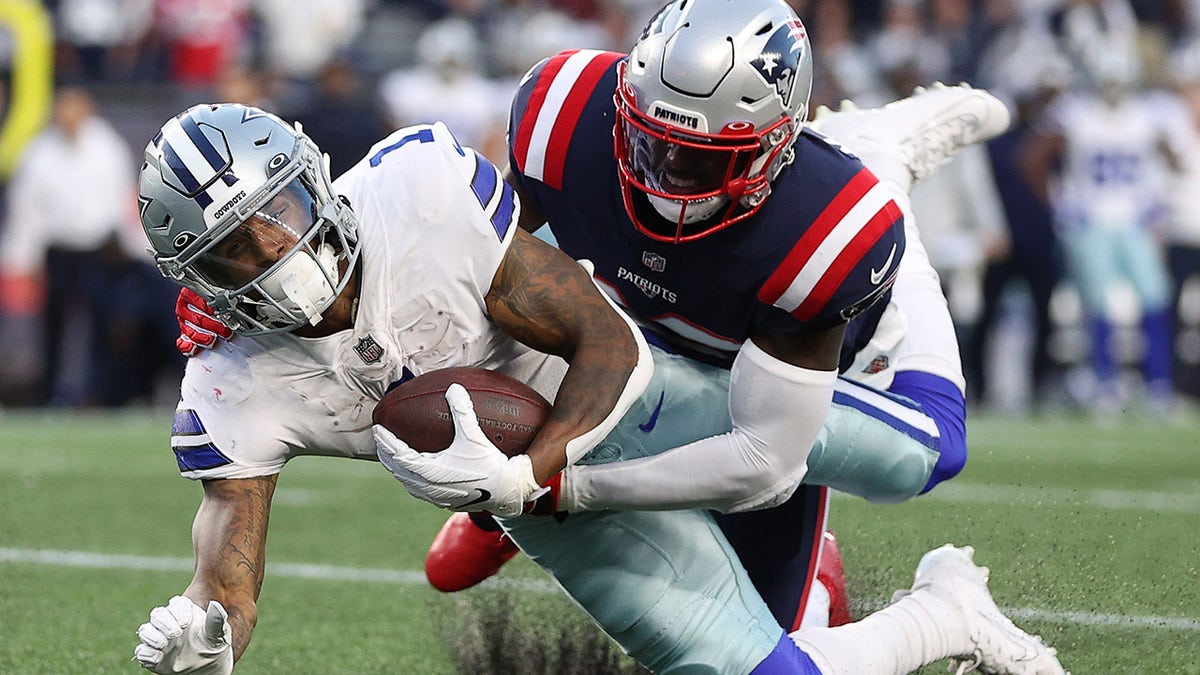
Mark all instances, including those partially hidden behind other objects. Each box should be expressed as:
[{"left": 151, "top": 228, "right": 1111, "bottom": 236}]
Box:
[
  {"left": 1089, "top": 151, "right": 1140, "bottom": 186},
  {"left": 369, "top": 128, "right": 435, "bottom": 167}
]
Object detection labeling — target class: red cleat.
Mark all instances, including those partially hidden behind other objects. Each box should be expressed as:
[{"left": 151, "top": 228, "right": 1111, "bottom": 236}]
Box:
[
  {"left": 817, "top": 530, "right": 852, "bottom": 626},
  {"left": 425, "top": 513, "right": 521, "bottom": 592}
]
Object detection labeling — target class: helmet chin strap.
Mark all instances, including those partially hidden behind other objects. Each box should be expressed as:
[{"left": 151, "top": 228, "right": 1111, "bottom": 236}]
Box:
[{"left": 258, "top": 243, "right": 340, "bottom": 327}]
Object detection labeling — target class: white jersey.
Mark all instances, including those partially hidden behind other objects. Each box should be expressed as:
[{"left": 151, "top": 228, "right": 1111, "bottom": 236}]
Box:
[
  {"left": 170, "top": 122, "right": 567, "bottom": 480},
  {"left": 1049, "top": 91, "right": 1171, "bottom": 231}
]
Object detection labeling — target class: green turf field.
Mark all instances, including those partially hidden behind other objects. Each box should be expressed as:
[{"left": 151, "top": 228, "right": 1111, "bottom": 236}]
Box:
[{"left": 1, "top": 409, "right": 1197, "bottom": 674}]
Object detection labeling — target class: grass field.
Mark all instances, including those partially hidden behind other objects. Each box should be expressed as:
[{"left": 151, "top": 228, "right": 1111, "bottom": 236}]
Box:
[{"left": 1, "top": 409, "right": 1198, "bottom": 674}]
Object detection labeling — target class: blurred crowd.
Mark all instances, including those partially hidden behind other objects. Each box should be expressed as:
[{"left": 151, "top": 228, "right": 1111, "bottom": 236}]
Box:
[{"left": 2, "top": 0, "right": 1200, "bottom": 416}]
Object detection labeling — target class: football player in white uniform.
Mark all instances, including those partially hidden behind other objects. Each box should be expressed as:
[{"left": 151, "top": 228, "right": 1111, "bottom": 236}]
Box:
[
  {"left": 131, "top": 103, "right": 655, "bottom": 673},
  {"left": 1024, "top": 51, "right": 1176, "bottom": 413},
  {"left": 139, "top": 103, "right": 1064, "bottom": 674}
]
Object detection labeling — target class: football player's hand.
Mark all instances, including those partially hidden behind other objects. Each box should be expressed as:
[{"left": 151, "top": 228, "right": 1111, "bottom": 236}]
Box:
[
  {"left": 374, "top": 384, "right": 543, "bottom": 518},
  {"left": 176, "top": 288, "right": 233, "bottom": 357},
  {"left": 134, "top": 596, "right": 233, "bottom": 674}
]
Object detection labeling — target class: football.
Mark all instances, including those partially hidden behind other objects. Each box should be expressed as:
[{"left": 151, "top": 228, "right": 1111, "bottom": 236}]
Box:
[{"left": 372, "top": 367, "right": 552, "bottom": 456}]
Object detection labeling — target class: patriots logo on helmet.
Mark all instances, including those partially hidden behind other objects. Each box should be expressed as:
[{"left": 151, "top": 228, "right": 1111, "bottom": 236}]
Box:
[{"left": 750, "top": 18, "right": 807, "bottom": 109}]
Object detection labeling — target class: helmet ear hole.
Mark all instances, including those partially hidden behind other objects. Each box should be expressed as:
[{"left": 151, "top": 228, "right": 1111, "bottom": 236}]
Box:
[{"left": 267, "top": 153, "right": 289, "bottom": 174}]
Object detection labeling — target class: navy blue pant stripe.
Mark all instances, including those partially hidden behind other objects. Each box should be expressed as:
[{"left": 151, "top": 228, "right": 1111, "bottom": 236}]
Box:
[{"left": 715, "top": 484, "right": 828, "bottom": 631}]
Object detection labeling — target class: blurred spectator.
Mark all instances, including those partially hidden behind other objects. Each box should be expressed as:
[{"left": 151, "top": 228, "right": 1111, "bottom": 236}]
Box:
[
  {"left": 810, "top": 0, "right": 890, "bottom": 109},
  {"left": 975, "top": 1, "right": 1064, "bottom": 105},
  {"left": 1048, "top": 0, "right": 1141, "bottom": 88},
  {"left": 154, "top": 0, "right": 250, "bottom": 89},
  {"left": 910, "top": 142, "right": 1008, "bottom": 355},
  {"left": 1158, "top": 45, "right": 1200, "bottom": 399},
  {"left": 213, "top": 64, "right": 277, "bottom": 110},
  {"left": 250, "top": 0, "right": 368, "bottom": 107},
  {"left": 292, "top": 59, "right": 391, "bottom": 178},
  {"left": 870, "top": 0, "right": 951, "bottom": 86},
  {"left": 967, "top": 77, "right": 1066, "bottom": 410},
  {"left": 928, "top": 0, "right": 987, "bottom": 83},
  {"left": 379, "top": 17, "right": 512, "bottom": 164},
  {"left": 53, "top": 0, "right": 154, "bottom": 82},
  {"left": 0, "top": 86, "right": 178, "bottom": 406},
  {"left": 486, "top": 2, "right": 615, "bottom": 80},
  {"left": 1022, "top": 49, "right": 1177, "bottom": 414}
]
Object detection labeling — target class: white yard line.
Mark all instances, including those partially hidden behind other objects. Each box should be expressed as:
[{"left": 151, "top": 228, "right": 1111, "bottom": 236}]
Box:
[
  {"left": 838, "top": 482, "right": 1200, "bottom": 514},
  {"left": 3, "top": 547, "right": 1197, "bottom": 631},
  {"left": 0, "top": 547, "right": 557, "bottom": 593}
]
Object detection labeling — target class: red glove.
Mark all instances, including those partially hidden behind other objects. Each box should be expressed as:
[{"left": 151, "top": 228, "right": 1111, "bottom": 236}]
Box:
[
  {"left": 523, "top": 473, "right": 564, "bottom": 518},
  {"left": 176, "top": 287, "right": 233, "bottom": 357}
]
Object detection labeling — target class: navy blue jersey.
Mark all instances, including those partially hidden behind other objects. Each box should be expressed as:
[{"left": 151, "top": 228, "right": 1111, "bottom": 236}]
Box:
[{"left": 509, "top": 50, "right": 902, "bottom": 367}]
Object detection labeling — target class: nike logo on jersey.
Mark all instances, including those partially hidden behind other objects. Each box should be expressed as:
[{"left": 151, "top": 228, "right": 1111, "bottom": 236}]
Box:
[
  {"left": 639, "top": 391, "right": 666, "bottom": 432},
  {"left": 870, "top": 244, "right": 898, "bottom": 285},
  {"left": 461, "top": 489, "right": 492, "bottom": 507}
]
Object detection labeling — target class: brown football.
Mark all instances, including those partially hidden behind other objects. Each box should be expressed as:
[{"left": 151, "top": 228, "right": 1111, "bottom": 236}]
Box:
[{"left": 372, "top": 367, "right": 551, "bottom": 457}]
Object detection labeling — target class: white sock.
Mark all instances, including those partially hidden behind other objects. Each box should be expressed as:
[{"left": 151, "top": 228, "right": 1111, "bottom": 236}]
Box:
[
  {"left": 799, "top": 577, "right": 831, "bottom": 629},
  {"left": 789, "top": 588, "right": 971, "bottom": 675}
]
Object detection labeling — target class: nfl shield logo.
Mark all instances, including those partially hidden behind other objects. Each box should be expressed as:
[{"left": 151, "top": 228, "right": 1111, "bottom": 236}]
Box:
[
  {"left": 642, "top": 251, "right": 666, "bottom": 272},
  {"left": 354, "top": 335, "right": 384, "bottom": 364},
  {"left": 862, "top": 355, "right": 890, "bottom": 375}
]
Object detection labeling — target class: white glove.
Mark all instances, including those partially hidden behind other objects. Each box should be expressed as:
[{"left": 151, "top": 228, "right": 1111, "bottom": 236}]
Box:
[
  {"left": 134, "top": 595, "right": 233, "bottom": 674},
  {"left": 374, "top": 383, "right": 543, "bottom": 517}
]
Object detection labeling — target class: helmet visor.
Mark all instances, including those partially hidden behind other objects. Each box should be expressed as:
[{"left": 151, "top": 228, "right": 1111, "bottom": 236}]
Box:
[
  {"left": 621, "top": 115, "right": 757, "bottom": 201},
  {"left": 193, "top": 177, "right": 321, "bottom": 290}
]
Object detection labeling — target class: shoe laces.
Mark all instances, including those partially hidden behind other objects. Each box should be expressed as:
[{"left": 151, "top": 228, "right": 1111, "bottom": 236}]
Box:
[{"left": 902, "top": 114, "right": 979, "bottom": 182}]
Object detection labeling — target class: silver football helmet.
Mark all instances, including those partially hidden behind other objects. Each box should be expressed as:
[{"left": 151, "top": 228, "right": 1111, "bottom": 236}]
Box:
[
  {"left": 615, "top": 0, "right": 813, "bottom": 242},
  {"left": 138, "top": 103, "right": 360, "bottom": 335}
]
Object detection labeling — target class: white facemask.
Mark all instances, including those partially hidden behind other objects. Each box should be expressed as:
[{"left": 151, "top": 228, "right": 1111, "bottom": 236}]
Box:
[{"left": 257, "top": 243, "right": 340, "bottom": 327}]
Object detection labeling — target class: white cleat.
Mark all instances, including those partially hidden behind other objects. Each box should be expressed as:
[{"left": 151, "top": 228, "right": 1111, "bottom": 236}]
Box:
[
  {"left": 905, "top": 544, "right": 1067, "bottom": 675},
  {"left": 809, "top": 82, "right": 1011, "bottom": 187}
]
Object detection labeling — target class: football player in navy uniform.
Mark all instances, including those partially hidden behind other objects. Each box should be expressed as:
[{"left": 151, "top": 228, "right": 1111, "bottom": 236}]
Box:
[
  {"left": 415, "top": 0, "right": 1013, "bottom": 635},
  {"left": 386, "top": 2, "right": 1062, "bottom": 671}
]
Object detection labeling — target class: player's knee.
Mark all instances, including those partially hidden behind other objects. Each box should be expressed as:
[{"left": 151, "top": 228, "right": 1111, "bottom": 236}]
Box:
[
  {"left": 913, "top": 384, "right": 967, "bottom": 493},
  {"left": 924, "top": 428, "right": 966, "bottom": 492},
  {"left": 871, "top": 441, "right": 941, "bottom": 504},
  {"left": 804, "top": 407, "right": 937, "bottom": 504},
  {"left": 887, "top": 371, "right": 966, "bottom": 494}
]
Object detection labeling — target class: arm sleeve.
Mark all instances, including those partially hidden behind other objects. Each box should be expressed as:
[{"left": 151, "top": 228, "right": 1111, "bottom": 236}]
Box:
[{"left": 561, "top": 339, "right": 836, "bottom": 513}]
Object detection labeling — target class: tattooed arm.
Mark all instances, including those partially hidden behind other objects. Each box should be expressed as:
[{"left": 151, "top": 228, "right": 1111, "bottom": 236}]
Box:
[
  {"left": 484, "top": 228, "right": 653, "bottom": 484},
  {"left": 134, "top": 475, "right": 276, "bottom": 673},
  {"left": 185, "top": 476, "right": 277, "bottom": 661}
]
